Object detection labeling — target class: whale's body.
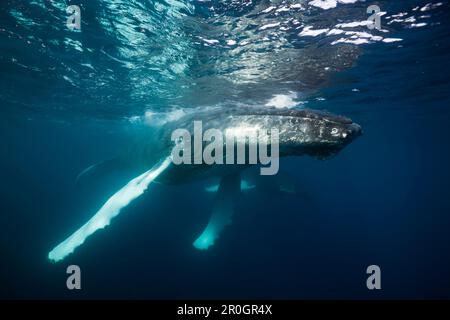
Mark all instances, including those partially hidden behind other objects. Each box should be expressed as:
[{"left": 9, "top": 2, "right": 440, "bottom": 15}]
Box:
[
  {"left": 49, "top": 107, "right": 362, "bottom": 262},
  {"left": 130, "top": 107, "right": 362, "bottom": 183}
]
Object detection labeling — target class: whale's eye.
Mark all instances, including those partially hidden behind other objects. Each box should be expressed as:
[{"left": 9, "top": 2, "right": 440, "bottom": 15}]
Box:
[{"left": 331, "top": 128, "right": 339, "bottom": 135}]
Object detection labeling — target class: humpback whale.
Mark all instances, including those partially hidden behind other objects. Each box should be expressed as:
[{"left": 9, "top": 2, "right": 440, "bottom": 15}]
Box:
[{"left": 48, "top": 107, "right": 362, "bottom": 262}]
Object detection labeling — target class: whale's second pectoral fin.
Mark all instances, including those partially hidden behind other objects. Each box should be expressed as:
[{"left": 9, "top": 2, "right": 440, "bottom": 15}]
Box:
[
  {"left": 193, "top": 172, "right": 241, "bottom": 250},
  {"left": 204, "top": 179, "right": 254, "bottom": 193},
  {"left": 75, "top": 157, "right": 125, "bottom": 186}
]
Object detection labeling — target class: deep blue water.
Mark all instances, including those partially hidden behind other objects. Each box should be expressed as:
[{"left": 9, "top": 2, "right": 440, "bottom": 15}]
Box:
[{"left": 1, "top": 0, "right": 450, "bottom": 299}]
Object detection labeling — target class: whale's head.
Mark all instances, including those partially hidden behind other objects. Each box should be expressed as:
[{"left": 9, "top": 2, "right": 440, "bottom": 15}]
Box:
[{"left": 265, "top": 109, "right": 362, "bottom": 159}]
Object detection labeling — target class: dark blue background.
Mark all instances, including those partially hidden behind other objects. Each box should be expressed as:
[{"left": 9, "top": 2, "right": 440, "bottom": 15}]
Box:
[{"left": 1, "top": 0, "right": 450, "bottom": 299}]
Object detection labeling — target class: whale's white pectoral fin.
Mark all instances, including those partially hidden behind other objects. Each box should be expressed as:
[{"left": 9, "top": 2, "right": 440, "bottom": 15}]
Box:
[
  {"left": 204, "top": 184, "right": 220, "bottom": 193},
  {"left": 204, "top": 179, "right": 254, "bottom": 193},
  {"left": 193, "top": 173, "right": 241, "bottom": 250},
  {"left": 48, "top": 156, "right": 172, "bottom": 262},
  {"left": 240, "top": 180, "right": 255, "bottom": 191}
]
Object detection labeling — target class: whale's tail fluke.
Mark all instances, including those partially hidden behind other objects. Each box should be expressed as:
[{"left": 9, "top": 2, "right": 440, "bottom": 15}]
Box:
[{"left": 48, "top": 156, "right": 173, "bottom": 262}]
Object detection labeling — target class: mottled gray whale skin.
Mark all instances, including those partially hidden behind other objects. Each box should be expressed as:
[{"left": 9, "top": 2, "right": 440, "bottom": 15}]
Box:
[{"left": 152, "top": 107, "right": 362, "bottom": 183}]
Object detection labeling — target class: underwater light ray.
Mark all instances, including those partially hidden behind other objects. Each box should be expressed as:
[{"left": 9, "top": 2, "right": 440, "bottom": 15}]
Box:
[{"left": 48, "top": 156, "right": 173, "bottom": 262}]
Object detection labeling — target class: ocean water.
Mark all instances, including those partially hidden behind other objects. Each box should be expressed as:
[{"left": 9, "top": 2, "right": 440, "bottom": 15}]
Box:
[{"left": 1, "top": 0, "right": 450, "bottom": 299}]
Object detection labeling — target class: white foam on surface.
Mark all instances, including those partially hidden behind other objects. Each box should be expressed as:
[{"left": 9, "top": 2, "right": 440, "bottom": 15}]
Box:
[
  {"left": 259, "top": 22, "right": 281, "bottom": 30},
  {"left": 308, "top": 0, "right": 337, "bottom": 10},
  {"left": 299, "top": 26, "right": 330, "bottom": 37},
  {"left": 265, "top": 92, "right": 299, "bottom": 109},
  {"left": 309, "top": 0, "right": 358, "bottom": 10},
  {"left": 335, "top": 21, "right": 372, "bottom": 28},
  {"left": 261, "top": 6, "right": 276, "bottom": 13},
  {"left": 382, "top": 38, "right": 403, "bottom": 43}
]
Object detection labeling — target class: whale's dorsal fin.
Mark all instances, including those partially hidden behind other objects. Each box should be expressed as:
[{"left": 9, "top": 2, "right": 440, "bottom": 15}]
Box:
[{"left": 193, "top": 172, "right": 241, "bottom": 250}]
